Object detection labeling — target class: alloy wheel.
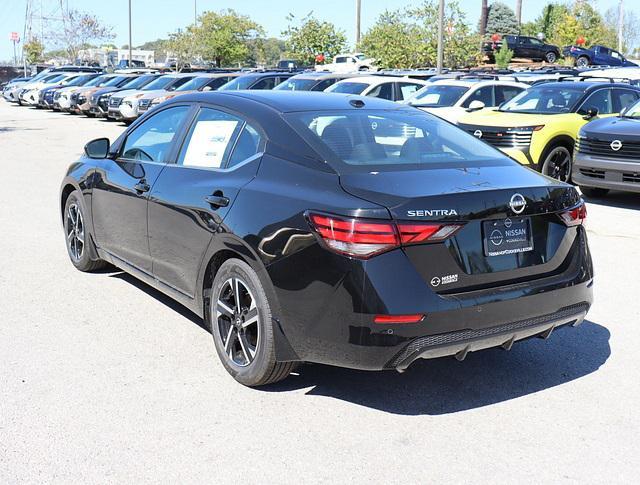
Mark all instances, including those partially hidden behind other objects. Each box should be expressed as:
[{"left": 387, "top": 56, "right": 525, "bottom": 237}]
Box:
[
  {"left": 542, "top": 147, "right": 572, "bottom": 182},
  {"left": 215, "top": 277, "right": 260, "bottom": 367},
  {"left": 66, "top": 203, "right": 85, "bottom": 262},
  {"left": 546, "top": 52, "right": 557, "bottom": 63}
]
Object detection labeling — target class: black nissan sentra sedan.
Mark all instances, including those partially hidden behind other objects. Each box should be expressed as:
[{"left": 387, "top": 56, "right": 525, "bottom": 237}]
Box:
[{"left": 60, "top": 91, "right": 593, "bottom": 386}]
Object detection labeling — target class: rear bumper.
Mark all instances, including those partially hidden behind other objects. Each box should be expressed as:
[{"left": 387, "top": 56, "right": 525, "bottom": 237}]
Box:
[{"left": 573, "top": 153, "right": 640, "bottom": 193}]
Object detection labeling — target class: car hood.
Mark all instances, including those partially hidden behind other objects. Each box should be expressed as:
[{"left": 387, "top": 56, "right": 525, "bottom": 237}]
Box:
[
  {"left": 136, "top": 89, "right": 171, "bottom": 100},
  {"left": 458, "top": 108, "right": 573, "bottom": 128},
  {"left": 580, "top": 116, "right": 640, "bottom": 139}
]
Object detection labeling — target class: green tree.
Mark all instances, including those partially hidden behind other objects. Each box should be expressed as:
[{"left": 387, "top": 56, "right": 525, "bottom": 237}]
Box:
[
  {"left": 494, "top": 44, "right": 514, "bottom": 68},
  {"left": 485, "top": 2, "right": 519, "bottom": 37},
  {"left": 24, "top": 37, "right": 45, "bottom": 64},
  {"left": 196, "top": 9, "right": 264, "bottom": 67},
  {"left": 552, "top": 2, "right": 613, "bottom": 48},
  {"left": 247, "top": 37, "right": 287, "bottom": 67},
  {"left": 520, "top": 3, "right": 570, "bottom": 39},
  {"left": 360, "top": 1, "right": 481, "bottom": 69},
  {"left": 167, "top": 27, "right": 198, "bottom": 71},
  {"left": 282, "top": 13, "right": 347, "bottom": 65},
  {"left": 359, "top": 10, "right": 425, "bottom": 69}
]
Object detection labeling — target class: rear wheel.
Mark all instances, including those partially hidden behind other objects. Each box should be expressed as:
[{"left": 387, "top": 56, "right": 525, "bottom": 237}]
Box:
[
  {"left": 576, "top": 56, "right": 590, "bottom": 67},
  {"left": 580, "top": 186, "right": 609, "bottom": 198},
  {"left": 545, "top": 51, "right": 558, "bottom": 63},
  {"left": 540, "top": 145, "right": 573, "bottom": 183},
  {"left": 63, "top": 191, "right": 107, "bottom": 272},
  {"left": 209, "top": 259, "right": 296, "bottom": 387}
]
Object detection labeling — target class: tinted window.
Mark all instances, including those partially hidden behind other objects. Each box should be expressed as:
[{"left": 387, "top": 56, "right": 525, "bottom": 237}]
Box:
[
  {"left": 178, "top": 108, "right": 243, "bottom": 168},
  {"left": 580, "top": 89, "right": 613, "bottom": 114},
  {"left": 228, "top": 124, "right": 263, "bottom": 168},
  {"left": 462, "top": 86, "right": 494, "bottom": 108},
  {"left": 367, "top": 82, "right": 394, "bottom": 100},
  {"left": 313, "top": 79, "right": 336, "bottom": 91},
  {"left": 397, "top": 82, "right": 423, "bottom": 101},
  {"left": 143, "top": 76, "right": 177, "bottom": 91},
  {"left": 218, "top": 76, "right": 256, "bottom": 90},
  {"left": 121, "top": 106, "right": 190, "bottom": 163},
  {"left": 286, "top": 109, "right": 509, "bottom": 173},
  {"left": 614, "top": 89, "right": 640, "bottom": 111},
  {"left": 335, "top": 57, "right": 347, "bottom": 63},
  {"left": 167, "top": 77, "right": 195, "bottom": 91},
  {"left": 275, "top": 78, "right": 317, "bottom": 91},
  {"left": 495, "top": 85, "right": 524, "bottom": 105},
  {"left": 252, "top": 77, "right": 277, "bottom": 90},
  {"left": 203, "top": 77, "right": 234, "bottom": 91}
]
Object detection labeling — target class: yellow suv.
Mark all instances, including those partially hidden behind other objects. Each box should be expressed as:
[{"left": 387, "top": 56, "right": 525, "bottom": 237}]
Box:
[{"left": 457, "top": 81, "right": 640, "bottom": 181}]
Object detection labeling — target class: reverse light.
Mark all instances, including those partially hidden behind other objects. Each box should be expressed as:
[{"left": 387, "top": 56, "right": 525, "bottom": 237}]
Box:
[
  {"left": 374, "top": 314, "right": 425, "bottom": 324},
  {"left": 308, "top": 213, "right": 463, "bottom": 259},
  {"left": 559, "top": 202, "right": 587, "bottom": 226}
]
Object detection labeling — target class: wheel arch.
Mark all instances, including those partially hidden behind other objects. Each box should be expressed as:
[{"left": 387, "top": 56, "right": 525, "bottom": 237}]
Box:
[{"left": 538, "top": 134, "right": 575, "bottom": 166}]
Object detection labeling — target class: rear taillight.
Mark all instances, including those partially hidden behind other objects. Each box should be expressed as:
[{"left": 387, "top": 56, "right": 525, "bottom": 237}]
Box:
[
  {"left": 559, "top": 202, "right": 587, "bottom": 226},
  {"left": 308, "top": 213, "right": 462, "bottom": 259}
]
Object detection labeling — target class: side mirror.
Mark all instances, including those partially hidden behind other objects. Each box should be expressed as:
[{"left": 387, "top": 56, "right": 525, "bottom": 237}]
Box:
[
  {"left": 466, "top": 100, "right": 486, "bottom": 112},
  {"left": 84, "top": 138, "right": 110, "bottom": 159},
  {"left": 582, "top": 107, "right": 599, "bottom": 120}
]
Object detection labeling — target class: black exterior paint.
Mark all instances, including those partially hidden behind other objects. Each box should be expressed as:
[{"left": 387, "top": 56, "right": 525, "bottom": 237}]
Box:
[{"left": 60, "top": 91, "right": 593, "bottom": 371}]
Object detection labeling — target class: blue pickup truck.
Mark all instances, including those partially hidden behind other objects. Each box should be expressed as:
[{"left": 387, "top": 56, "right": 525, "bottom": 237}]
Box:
[{"left": 563, "top": 44, "right": 637, "bottom": 67}]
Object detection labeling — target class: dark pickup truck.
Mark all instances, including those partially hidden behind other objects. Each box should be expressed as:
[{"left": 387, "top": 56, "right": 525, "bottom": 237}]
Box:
[
  {"left": 483, "top": 35, "right": 561, "bottom": 63},
  {"left": 562, "top": 44, "right": 637, "bottom": 68}
]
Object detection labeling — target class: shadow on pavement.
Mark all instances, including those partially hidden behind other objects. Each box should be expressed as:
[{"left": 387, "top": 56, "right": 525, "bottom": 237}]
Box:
[
  {"left": 583, "top": 191, "right": 640, "bottom": 210},
  {"left": 106, "top": 270, "right": 609, "bottom": 415},
  {"left": 262, "top": 321, "right": 610, "bottom": 415}
]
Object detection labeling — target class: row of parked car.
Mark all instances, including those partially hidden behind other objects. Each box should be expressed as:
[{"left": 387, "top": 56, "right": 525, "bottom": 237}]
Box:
[{"left": 4, "top": 63, "right": 640, "bottom": 196}]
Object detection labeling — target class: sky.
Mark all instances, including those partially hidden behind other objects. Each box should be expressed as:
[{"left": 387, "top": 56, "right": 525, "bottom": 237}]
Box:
[{"left": 0, "top": 0, "right": 632, "bottom": 62}]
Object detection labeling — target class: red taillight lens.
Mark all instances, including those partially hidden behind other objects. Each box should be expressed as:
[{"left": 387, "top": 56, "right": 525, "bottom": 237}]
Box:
[
  {"left": 374, "top": 314, "right": 425, "bottom": 324},
  {"left": 559, "top": 202, "right": 587, "bottom": 226},
  {"left": 308, "top": 213, "right": 462, "bottom": 259}
]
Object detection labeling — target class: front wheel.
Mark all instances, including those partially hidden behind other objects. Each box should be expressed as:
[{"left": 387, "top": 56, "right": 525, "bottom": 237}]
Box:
[
  {"left": 545, "top": 51, "right": 558, "bottom": 63},
  {"left": 209, "top": 258, "right": 296, "bottom": 387},
  {"left": 541, "top": 145, "right": 573, "bottom": 182},
  {"left": 63, "top": 191, "right": 107, "bottom": 272}
]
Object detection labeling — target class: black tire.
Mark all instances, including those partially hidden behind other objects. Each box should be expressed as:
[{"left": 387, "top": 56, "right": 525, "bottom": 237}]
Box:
[
  {"left": 63, "top": 190, "right": 107, "bottom": 272},
  {"left": 580, "top": 186, "right": 609, "bottom": 198},
  {"left": 576, "top": 56, "right": 590, "bottom": 68},
  {"left": 545, "top": 51, "right": 558, "bottom": 63},
  {"left": 540, "top": 144, "right": 573, "bottom": 183},
  {"left": 209, "top": 258, "right": 296, "bottom": 387}
]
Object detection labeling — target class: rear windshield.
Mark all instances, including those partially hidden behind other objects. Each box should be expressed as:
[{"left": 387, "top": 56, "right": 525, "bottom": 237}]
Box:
[
  {"left": 285, "top": 109, "right": 513, "bottom": 173},
  {"left": 327, "top": 82, "right": 369, "bottom": 95},
  {"left": 408, "top": 85, "right": 469, "bottom": 107},
  {"left": 274, "top": 78, "right": 318, "bottom": 91}
]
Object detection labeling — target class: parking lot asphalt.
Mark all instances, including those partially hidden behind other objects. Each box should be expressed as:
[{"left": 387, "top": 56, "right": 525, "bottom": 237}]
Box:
[{"left": 0, "top": 100, "right": 639, "bottom": 484}]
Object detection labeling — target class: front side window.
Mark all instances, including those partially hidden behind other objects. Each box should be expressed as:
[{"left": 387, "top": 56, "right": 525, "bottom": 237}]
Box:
[
  {"left": 285, "top": 109, "right": 511, "bottom": 173},
  {"left": 495, "top": 85, "right": 524, "bottom": 105},
  {"left": 177, "top": 108, "right": 244, "bottom": 168},
  {"left": 408, "top": 85, "right": 469, "bottom": 107},
  {"left": 327, "top": 82, "right": 369, "bottom": 95},
  {"left": 121, "top": 106, "right": 190, "bottom": 163},
  {"left": 579, "top": 89, "right": 613, "bottom": 115},
  {"left": 335, "top": 57, "right": 347, "bottom": 63},
  {"left": 367, "top": 82, "right": 393, "bottom": 100},
  {"left": 275, "top": 78, "right": 317, "bottom": 91},
  {"left": 614, "top": 89, "right": 640, "bottom": 112},
  {"left": 252, "top": 77, "right": 277, "bottom": 90},
  {"left": 397, "top": 82, "right": 423, "bottom": 101},
  {"left": 461, "top": 86, "right": 494, "bottom": 108}
]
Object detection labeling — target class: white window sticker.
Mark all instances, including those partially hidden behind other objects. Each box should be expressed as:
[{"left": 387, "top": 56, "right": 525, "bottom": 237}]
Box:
[{"left": 183, "top": 120, "right": 239, "bottom": 168}]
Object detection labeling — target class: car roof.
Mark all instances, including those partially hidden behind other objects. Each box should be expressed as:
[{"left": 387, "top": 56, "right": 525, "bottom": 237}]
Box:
[
  {"left": 288, "top": 71, "right": 363, "bottom": 81},
  {"left": 189, "top": 72, "right": 243, "bottom": 78},
  {"left": 333, "top": 75, "right": 427, "bottom": 87},
  {"left": 236, "top": 71, "right": 293, "bottom": 79},
  {"left": 531, "top": 81, "right": 640, "bottom": 90},
  {"left": 180, "top": 90, "right": 409, "bottom": 113},
  {"left": 431, "top": 79, "right": 525, "bottom": 87}
]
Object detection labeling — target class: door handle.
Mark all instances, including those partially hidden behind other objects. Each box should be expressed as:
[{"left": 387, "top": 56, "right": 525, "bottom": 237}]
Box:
[
  {"left": 204, "top": 194, "right": 230, "bottom": 208},
  {"left": 134, "top": 180, "right": 150, "bottom": 194}
]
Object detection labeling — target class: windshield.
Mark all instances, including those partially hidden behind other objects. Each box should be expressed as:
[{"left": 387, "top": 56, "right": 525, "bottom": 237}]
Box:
[
  {"left": 500, "top": 86, "right": 585, "bottom": 114},
  {"left": 142, "top": 76, "right": 177, "bottom": 91},
  {"left": 175, "top": 76, "right": 211, "bottom": 91},
  {"left": 622, "top": 98, "right": 640, "bottom": 118},
  {"left": 285, "top": 109, "right": 512, "bottom": 173},
  {"left": 218, "top": 76, "right": 257, "bottom": 90},
  {"left": 65, "top": 74, "right": 96, "bottom": 87},
  {"left": 120, "top": 75, "right": 156, "bottom": 90},
  {"left": 166, "top": 76, "right": 195, "bottom": 91},
  {"left": 104, "top": 76, "right": 132, "bottom": 87},
  {"left": 83, "top": 75, "right": 110, "bottom": 87},
  {"left": 43, "top": 74, "right": 66, "bottom": 83},
  {"left": 274, "top": 78, "right": 318, "bottom": 91},
  {"left": 327, "top": 82, "right": 368, "bottom": 95},
  {"left": 408, "top": 85, "right": 469, "bottom": 107}
]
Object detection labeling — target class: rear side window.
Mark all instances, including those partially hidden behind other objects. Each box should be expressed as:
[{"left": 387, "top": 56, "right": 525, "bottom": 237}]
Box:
[
  {"left": 462, "top": 86, "right": 494, "bottom": 108},
  {"left": 312, "top": 79, "right": 336, "bottom": 91},
  {"left": 121, "top": 106, "right": 190, "bottom": 163},
  {"left": 177, "top": 108, "right": 243, "bottom": 168},
  {"left": 286, "top": 109, "right": 511, "bottom": 173},
  {"left": 367, "top": 82, "right": 393, "bottom": 100},
  {"left": 252, "top": 77, "right": 276, "bottom": 90},
  {"left": 613, "top": 89, "right": 640, "bottom": 111},
  {"left": 397, "top": 82, "right": 423, "bottom": 101},
  {"left": 228, "top": 124, "right": 263, "bottom": 168},
  {"left": 495, "top": 85, "right": 524, "bottom": 105}
]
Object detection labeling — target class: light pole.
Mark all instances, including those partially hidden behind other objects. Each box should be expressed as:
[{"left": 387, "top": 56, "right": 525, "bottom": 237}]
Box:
[
  {"left": 128, "top": 0, "right": 133, "bottom": 67},
  {"left": 436, "top": 0, "right": 444, "bottom": 73},
  {"left": 618, "top": 0, "right": 624, "bottom": 53},
  {"left": 355, "top": 0, "right": 361, "bottom": 48}
]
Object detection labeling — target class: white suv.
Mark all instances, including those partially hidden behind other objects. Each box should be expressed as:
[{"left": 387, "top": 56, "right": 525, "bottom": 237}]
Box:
[
  {"left": 316, "top": 53, "right": 377, "bottom": 73},
  {"left": 325, "top": 76, "right": 428, "bottom": 102},
  {"left": 405, "top": 77, "right": 529, "bottom": 124}
]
